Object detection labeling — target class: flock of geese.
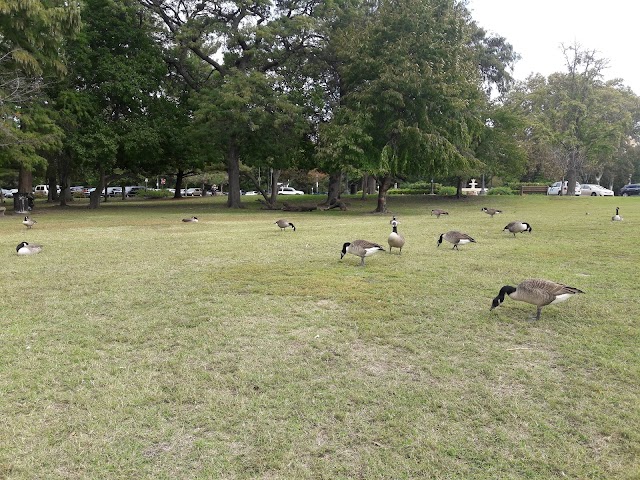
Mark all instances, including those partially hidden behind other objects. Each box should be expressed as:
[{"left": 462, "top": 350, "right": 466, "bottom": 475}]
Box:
[{"left": 12, "top": 204, "right": 626, "bottom": 320}]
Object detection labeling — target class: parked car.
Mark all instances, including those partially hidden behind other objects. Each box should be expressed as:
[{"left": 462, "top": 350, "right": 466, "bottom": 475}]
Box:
[
  {"left": 244, "top": 190, "right": 259, "bottom": 196},
  {"left": 547, "top": 181, "right": 581, "bottom": 196},
  {"left": 277, "top": 186, "right": 304, "bottom": 195},
  {"left": 83, "top": 187, "right": 96, "bottom": 197},
  {"left": 186, "top": 187, "right": 202, "bottom": 196},
  {"left": 107, "top": 186, "right": 122, "bottom": 197},
  {"left": 1, "top": 188, "right": 13, "bottom": 198},
  {"left": 579, "top": 184, "right": 614, "bottom": 196},
  {"left": 69, "top": 186, "right": 85, "bottom": 194},
  {"left": 33, "top": 184, "right": 61, "bottom": 196},
  {"left": 619, "top": 183, "right": 640, "bottom": 196},
  {"left": 125, "top": 186, "right": 146, "bottom": 197}
]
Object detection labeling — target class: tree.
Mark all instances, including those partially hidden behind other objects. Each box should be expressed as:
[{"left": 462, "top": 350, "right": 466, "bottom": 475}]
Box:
[
  {"left": 318, "top": 0, "right": 494, "bottom": 212},
  {"left": 0, "top": 0, "right": 80, "bottom": 193},
  {"left": 139, "top": 0, "right": 324, "bottom": 208},
  {"left": 506, "top": 43, "right": 640, "bottom": 192},
  {"left": 55, "top": 0, "right": 167, "bottom": 208}
]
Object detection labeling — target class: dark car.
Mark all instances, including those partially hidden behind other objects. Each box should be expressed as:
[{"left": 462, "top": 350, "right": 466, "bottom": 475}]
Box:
[{"left": 620, "top": 184, "right": 640, "bottom": 196}]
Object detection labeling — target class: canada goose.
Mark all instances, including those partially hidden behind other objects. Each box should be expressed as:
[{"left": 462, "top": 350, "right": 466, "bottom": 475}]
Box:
[
  {"left": 182, "top": 216, "right": 198, "bottom": 222},
  {"left": 612, "top": 207, "right": 623, "bottom": 221},
  {"left": 275, "top": 219, "right": 296, "bottom": 232},
  {"left": 22, "top": 216, "right": 36, "bottom": 229},
  {"left": 431, "top": 209, "right": 449, "bottom": 218},
  {"left": 389, "top": 215, "right": 400, "bottom": 225},
  {"left": 387, "top": 223, "right": 405, "bottom": 254},
  {"left": 341, "top": 240, "right": 385, "bottom": 266},
  {"left": 437, "top": 231, "right": 476, "bottom": 250},
  {"left": 16, "top": 241, "right": 43, "bottom": 255},
  {"left": 503, "top": 221, "right": 532, "bottom": 237},
  {"left": 490, "top": 278, "right": 584, "bottom": 320},
  {"left": 482, "top": 207, "right": 502, "bottom": 217}
]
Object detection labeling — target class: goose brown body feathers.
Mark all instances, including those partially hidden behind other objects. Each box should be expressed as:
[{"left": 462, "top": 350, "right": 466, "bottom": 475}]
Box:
[
  {"left": 491, "top": 279, "right": 584, "bottom": 320},
  {"left": 437, "top": 231, "right": 475, "bottom": 250},
  {"left": 341, "top": 240, "right": 385, "bottom": 266},
  {"left": 387, "top": 224, "right": 405, "bottom": 254}
]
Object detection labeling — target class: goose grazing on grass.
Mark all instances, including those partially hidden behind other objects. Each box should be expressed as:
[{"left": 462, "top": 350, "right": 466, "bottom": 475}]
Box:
[
  {"left": 22, "top": 216, "right": 36, "bottom": 229},
  {"left": 182, "top": 216, "right": 198, "bottom": 223},
  {"left": 275, "top": 219, "right": 296, "bottom": 232},
  {"left": 482, "top": 207, "right": 502, "bottom": 217},
  {"left": 341, "top": 240, "right": 385, "bottom": 266},
  {"left": 437, "top": 231, "right": 476, "bottom": 250},
  {"left": 503, "top": 221, "right": 532, "bottom": 237},
  {"left": 490, "top": 278, "right": 584, "bottom": 320},
  {"left": 612, "top": 207, "right": 623, "bottom": 221},
  {"left": 431, "top": 209, "right": 449, "bottom": 218},
  {"left": 387, "top": 221, "right": 405, "bottom": 254},
  {"left": 16, "top": 241, "right": 43, "bottom": 255}
]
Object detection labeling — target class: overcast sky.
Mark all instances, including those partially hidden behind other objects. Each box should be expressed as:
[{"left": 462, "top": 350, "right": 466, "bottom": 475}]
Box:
[{"left": 467, "top": 0, "right": 640, "bottom": 95}]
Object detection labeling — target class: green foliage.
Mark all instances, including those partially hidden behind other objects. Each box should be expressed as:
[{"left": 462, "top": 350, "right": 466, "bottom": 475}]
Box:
[
  {"left": 487, "top": 186, "right": 515, "bottom": 195},
  {"left": 437, "top": 185, "right": 456, "bottom": 196},
  {"left": 134, "top": 189, "right": 171, "bottom": 198}
]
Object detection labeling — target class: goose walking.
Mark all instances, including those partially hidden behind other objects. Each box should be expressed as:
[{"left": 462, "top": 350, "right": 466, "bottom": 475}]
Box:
[
  {"left": 612, "top": 207, "right": 623, "bottom": 221},
  {"left": 22, "top": 216, "right": 36, "bottom": 229},
  {"left": 275, "top": 219, "right": 296, "bottom": 232},
  {"left": 503, "top": 221, "right": 532, "bottom": 237},
  {"left": 482, "top": 207, "right": 502, "bottom": 217},
  {"left": 387, "top": 221, "right": 405, "bottom": 254},
  {"left": 16, "top": 241, "right": 43, "bottom": 255},
  {"left": 341, "top": 240, "right": 385, "bottom": 266},
  {"left": 490, "top": 278, "right": 584, "bottom": 320},
  {"left": 437, "top": 231, "right": 476, "bottom": 250},
  {"left": 431, "top": 209, "right": 449, "bottom": 218},
  {"left": 182, "top": 216, "right": 198, "bottom": 222}
]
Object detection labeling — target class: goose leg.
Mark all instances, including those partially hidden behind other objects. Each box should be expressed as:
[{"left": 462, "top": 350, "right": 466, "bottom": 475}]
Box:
[
  {"left": 535, "top": 306, "right": 542, "bottom": 321},
  {"left": 360, "top": 257, "right": 365, "bottom": 266}
]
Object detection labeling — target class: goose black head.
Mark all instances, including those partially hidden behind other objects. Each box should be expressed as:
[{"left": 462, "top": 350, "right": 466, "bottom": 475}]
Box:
[
  {"left": 524, "top": 223, "right": 532, "bottom": 233},
  {"left": 437, "top": 234, "right": 444, "bottom": 247},
  {"left": 490, "top": 285, "right": 517, "bottom": 310},
  {"left": 289, "top": 222, "right": 296, "bottom": 232},
  {"left": 340, "top": 242, "right": 350, "bottom": 259},
  {"left": 16, "top": 241, "right": 28, "bottom": 252}
]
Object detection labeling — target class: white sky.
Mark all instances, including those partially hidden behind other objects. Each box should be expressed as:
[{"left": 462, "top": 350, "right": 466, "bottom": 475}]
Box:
[{"left": 467, "top": 0, "right": 640, "bottom": 95}]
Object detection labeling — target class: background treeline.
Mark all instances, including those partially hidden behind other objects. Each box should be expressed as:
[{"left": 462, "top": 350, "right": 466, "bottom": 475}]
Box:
[{"left": 1, "top": 0, "right": 639, "bottom": 210}]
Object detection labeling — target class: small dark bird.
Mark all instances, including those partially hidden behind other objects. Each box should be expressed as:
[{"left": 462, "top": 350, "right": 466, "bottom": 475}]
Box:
[
  {"left": 437, "top": 231, "right": 476, "bottom": 250},
  {"left": 182, "top": 216, "right": 198, "bottom": 222},
  {"left": 482, "top": 207, "right": 502, "bottom": 217},
  {"left": 612, "top": 207, "right": 623, "bottom": 222},
  {"left": 16, "top": 241, "right": 43, "bottom": 255},
  {"left": 431, "top": 209, "right": 449, "bottom": 218},
  {"left": 503, "top": 221, "right": 532, "bottom": 237},
  {"left": 275, "top": 219, "right": 296, "bottom": 232},
  {"left": 341, "top": 240, "right": 385, "bottom": 266},
  {"left": 490, "top": 278, "right": 584, "bottom": 320},
  {"left": 387, "top": 221, "right": 405, "bottom": 254},
  {"left": 22, "top": 216, "right": 36, "bottom": 229}
]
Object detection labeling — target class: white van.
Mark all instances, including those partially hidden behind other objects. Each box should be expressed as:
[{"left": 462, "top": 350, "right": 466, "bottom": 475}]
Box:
[{"left": 33, "top": 184, "right": 61, "bottom": 196}]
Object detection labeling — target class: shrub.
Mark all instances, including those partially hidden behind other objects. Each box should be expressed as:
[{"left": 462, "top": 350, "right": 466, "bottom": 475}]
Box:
[
  {"left": 137, "top": 189, "right": 171, "bottom": 199},
  {"left": 437, "top": 186, "right": 456, "bottom": 196},
  {"left": 487, "top": 186, "right": 515, "bottom": 195}
]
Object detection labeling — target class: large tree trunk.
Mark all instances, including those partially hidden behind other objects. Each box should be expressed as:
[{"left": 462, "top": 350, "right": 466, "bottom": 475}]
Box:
[
  {"left": 89, "top": 168, "right": 105, "bottom": 209},
  {"left": 226, "top": 142, "right": 242, "bottom": 208},
  {"left": 323, "top": 171, "right": 342, "bottom": 205},
  {"left": 269, "top": 169, "right": 281, "bottom": 207},
  {"left": 18, "top": 165, "right": 33, "bottom": 194},
  {"left": 374, "top": 175, "right": 393, "bottom": 213},
  {"left": 455, "top": 176, "right": 464, "bottom": 199},
  {"left": 173, "top": 170, "right": 185, "bottom": 198}
]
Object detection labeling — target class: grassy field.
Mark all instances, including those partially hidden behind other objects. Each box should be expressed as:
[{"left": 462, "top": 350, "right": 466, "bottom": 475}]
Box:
[{"left": 1, "top": 193, "right": 638, "bottom": 479}]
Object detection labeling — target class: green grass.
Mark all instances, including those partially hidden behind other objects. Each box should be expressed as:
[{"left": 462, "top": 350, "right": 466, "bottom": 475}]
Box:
[{"left": 1, "top": 194, "right": 638, "bottom": 479}]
